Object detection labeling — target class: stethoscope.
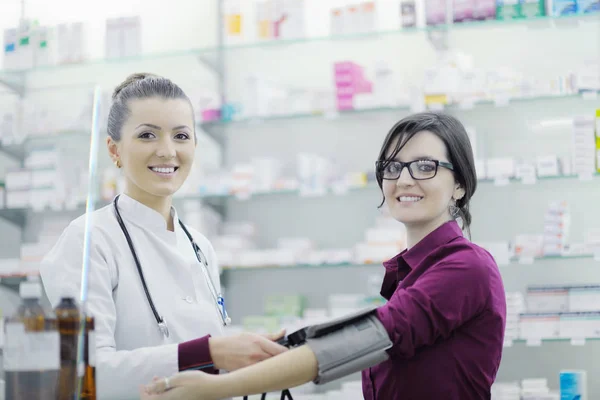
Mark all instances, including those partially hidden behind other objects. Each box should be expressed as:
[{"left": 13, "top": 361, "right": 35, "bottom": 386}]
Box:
[{"left": 113, "top": 195, "right": 231, "bottom": 339}]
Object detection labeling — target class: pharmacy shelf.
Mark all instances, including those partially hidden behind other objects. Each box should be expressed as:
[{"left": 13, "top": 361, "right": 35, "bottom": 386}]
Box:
[
  {"left": 0, "top": 207, "right": 27, "bottom": 227},
  {"left": 0, "top": 273, "right": 36, "bottom": 292},
  {"left": 218, "top": 13, "right": 597, "bottom": 52},
  {"left": 0, "top": 13, "right": 594, "bottom": 78},
  {"left": 204, "top": 91, "right": 600, "bottom": 128},
  {"left": 0, "top": 47, "right": 220, "bottom": 76},
  {"left": 1, "top": 172, "right": 598, "bottom": 228},
  {"left": 221, "top": 253, "right": 598, "bottom": 273},
  {"left": 508, "top": 337, "right": 600, "bottom": 346},
  {"left": 0, "top": 130, "right": 91, "bottom": 162},
  {"left": 199, "top": 172, "right": 600, "bottom": 202}
]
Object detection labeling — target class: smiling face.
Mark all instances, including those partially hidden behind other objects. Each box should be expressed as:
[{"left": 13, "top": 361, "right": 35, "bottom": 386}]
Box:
[
  {"left": 107, "top": 97, "right": 196, "bottom": 203},
  {"left": 381, "top": 130, "right": 465, "bottom": 234}
]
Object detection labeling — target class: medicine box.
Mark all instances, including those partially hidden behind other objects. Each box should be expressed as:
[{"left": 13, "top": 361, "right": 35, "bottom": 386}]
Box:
[
  {"left": 594, "top": 109, "right": 600, "bottom": 172},
  {"left": 560, "top": 370, "right": 588, "bottom": 400},
  {"left": 426, "top": 0, "right": 448, "bottom": 25},
  {"left": 568, "top": 285, "right": 600, "bottom": 312},
  {"left": 519, "top": 0, "right": 545, "bottom": 17},
  {"left": 578, "top": 0, "right": 600, "bottom": 13},
  {"left": 453, "top": 0, "right": 475, "bottom": 22},
  {"left": 400, "top": 0, "right": 417, "bottom": 27},
  {"left": 265, "top": 294, "right": 305, "bottom": 317},
  {"left": 559, "top": 312, "right": 600, "bottom": 339},
  {"left": 473, "top": 0, "right": 497, "bottom": 19},
  {"left": 242, "top": 316, "right": 280, "bottom": 334},
  {"left": 526, "top": 286, "right": 569, "bottom": 312},
  {"left": 519, "top": 312, "right": 561, "bottom": 339},
  {"left": 552, "top": 0, "right": 577, "bottom": 15},
  {"left": 496, "top": 0, "right": 521, "bottom": 19},
  {"left": 5, "top": 169, "right": 32, "bottom": 191}
]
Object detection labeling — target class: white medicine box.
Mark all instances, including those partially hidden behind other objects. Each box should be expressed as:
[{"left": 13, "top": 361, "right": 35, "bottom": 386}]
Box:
[
  {"left": 568, "top": 285, "right": 600, "bottom": 312},
  {"left": 526, "top": 286, "right": 570, "bottom": 313},
  {"left": 519, "top": 313, "right": 560, "bottom": 339},
  {"left": 5, "top": 169, "right": 32, "bottom": 191}
]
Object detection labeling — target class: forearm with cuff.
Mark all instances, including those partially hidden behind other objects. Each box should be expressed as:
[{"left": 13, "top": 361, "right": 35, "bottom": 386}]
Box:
[{"left": 178, "top": 335, "right": 219, "bottom": 374}]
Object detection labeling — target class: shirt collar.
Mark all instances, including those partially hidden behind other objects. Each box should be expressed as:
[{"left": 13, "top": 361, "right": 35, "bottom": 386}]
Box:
[
  {"left": 114, "top": 193, "right": 179, "bottom": 233},
  {"left": 383, "top": 220, "right": 464, "bottom": 271}
]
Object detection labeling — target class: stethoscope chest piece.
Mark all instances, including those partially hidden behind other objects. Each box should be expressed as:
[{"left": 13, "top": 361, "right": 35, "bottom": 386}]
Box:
[
  {"left": 194, "top": 243, "right": 208, "bottom": 268},
  {"left": 158, "top": 319, "right": 169, "bottom": 338}
]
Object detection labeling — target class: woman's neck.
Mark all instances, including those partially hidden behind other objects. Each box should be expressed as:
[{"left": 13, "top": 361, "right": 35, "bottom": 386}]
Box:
[
  {"left": 405, "top": 215, "right": 452, "bottom": 249},
  {"left": 124, "top": 187, "right": 174, "bottom": 231}
]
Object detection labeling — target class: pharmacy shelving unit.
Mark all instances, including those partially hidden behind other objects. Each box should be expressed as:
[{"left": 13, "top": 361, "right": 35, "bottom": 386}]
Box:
[{"left": 202, "top": 6, "right": 600, "bottom": 397}]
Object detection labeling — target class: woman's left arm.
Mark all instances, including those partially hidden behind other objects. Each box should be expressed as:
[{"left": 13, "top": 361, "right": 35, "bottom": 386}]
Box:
[
  {"left": 377, "top": 257, "right": 493, "bottom": 359},
  {"left": 141, "top": 345, "right": 319, "bottom": 400}
]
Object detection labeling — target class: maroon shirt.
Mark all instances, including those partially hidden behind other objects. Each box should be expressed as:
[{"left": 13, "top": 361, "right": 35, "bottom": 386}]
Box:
[{"left": 362, "top": 220, "right": 506, "bottom": 400}]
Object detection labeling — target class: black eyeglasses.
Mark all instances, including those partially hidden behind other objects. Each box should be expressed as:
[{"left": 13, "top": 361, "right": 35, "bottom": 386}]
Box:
[{"left": 376, "top": 159, "right": 454, "bottom": 180}]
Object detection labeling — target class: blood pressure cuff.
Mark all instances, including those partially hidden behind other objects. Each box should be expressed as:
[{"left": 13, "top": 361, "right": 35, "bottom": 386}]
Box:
[{"left": 303, "top": 306, "right": 393, "bottom": 385}]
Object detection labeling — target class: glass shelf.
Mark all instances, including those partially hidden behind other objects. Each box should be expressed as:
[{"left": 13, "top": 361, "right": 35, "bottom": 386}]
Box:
[
  {"left": 199, "top": 172, "right": 600, "bottom": 201},
  {"left": 0, "top": 47, "right": 218, "bottom": 75},
  {"left": 220, "top": 13, "right": 597, "bottom": 52},
  {"left": 0, "top": 14, "right": 595, "bottom": 77},
  {"left": 221, "top": 253, "right": 596, "bottom": 272},
  {"left": 0, "top": 172, "right": 597, "bottom": 227},
  {"left": 0, "top": 130, "right": 91, "bottom": 161},
  {"left": 0, "top": 273, "right": 39, "bottom": 291},
  {"left": 0, "top": 208, "right": 26, "bottom": 227},
  {"left": 204, "top": 91, "right": 598, "bottom": 128},
  {"left": 509, "top": 337, "right": 600, "bottom": 345}
]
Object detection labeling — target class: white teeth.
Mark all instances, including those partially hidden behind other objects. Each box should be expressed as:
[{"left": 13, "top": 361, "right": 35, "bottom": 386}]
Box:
[
  {"left": 398, "top": 196, "right": 422, "bottom": 202},
  {"left": 151, "top": 167, "right": 176, "bottom": 174}
]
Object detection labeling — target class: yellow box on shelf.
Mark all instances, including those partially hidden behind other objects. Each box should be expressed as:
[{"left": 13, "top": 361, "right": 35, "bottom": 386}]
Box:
[
  {"left": 596, "top": 109, "right": 600, "bottom": 173},
  {"left": 424, "top": 94, "right": 449, "bottom": 105}
]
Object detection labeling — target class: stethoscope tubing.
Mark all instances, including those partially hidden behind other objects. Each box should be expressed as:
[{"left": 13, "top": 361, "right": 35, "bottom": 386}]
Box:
[{"left": 112, "top": 195, "right": 229, "bottom": 337}]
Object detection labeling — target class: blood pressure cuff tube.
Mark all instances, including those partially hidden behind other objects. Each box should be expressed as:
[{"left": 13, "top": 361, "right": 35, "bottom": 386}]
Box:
[{"left": 304, "top": 306, "right": 393, "bottom": 385}]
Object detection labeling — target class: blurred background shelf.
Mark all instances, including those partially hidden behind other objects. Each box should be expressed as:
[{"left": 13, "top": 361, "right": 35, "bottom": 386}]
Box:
[
  {"left": 204, "top": 90, "right": 600, "bottom": 128},
  {"left": 221, "top": 253, "right": 599, "bottom": 272},
  {"left": 0, "top": 12, "right": 595, "bottom": 79},
  {"left": 1, "top": 171, "right": 598, "bottom": 228},
  {"left": 219, "top": 12, "right": 598, "bottom": 51},
  {"left": 0, "top": 47, "right": 221, "bottom": 77}
]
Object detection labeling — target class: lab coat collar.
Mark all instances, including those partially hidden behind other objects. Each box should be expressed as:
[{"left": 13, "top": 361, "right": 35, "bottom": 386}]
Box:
[{"left": 115, "top": 193, "right": 180, "bottom": 238}]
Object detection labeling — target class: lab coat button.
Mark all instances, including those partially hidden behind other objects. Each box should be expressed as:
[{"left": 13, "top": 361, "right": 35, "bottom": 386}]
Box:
[{"left": 184, "top": 296, "right": 194, "bottom": 304}]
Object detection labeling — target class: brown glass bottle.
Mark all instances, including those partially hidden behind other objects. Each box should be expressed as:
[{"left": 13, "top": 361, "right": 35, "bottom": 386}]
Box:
[
  {"left": 80, "top": 314, "right": 97, "bottom": 399},
  {"left": 4, "top": 281, "right": 60, "bottom": 400},
  {"left": 55, "top": 296, "right": 82, "bottom": 400}
]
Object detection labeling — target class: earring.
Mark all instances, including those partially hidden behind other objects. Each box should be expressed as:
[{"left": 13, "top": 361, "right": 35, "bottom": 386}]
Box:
[
  {"left": 115, "top": 159, "right": 122, "bottom": 169},
  {"left": 449, "top": 199, "right": 460, "bottom": 218}
]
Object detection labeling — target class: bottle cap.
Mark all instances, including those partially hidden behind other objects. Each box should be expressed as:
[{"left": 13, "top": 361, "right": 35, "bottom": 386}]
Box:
[
  {"left": 59, "top": 286, "right": 78, "bottom": 301},
  {"left": 19, "top": 281, "right": 42, "bottom": 299}
]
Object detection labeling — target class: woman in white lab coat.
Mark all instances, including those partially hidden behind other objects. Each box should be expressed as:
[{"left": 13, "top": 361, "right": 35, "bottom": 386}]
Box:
[{"left": 40, "top": 73, "right": 287, "bottom": 400}]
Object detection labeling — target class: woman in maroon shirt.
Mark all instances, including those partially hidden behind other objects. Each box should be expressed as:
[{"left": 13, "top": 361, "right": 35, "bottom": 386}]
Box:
[{"left": 141, "top": 112, "right": 507, "bottom": 400}]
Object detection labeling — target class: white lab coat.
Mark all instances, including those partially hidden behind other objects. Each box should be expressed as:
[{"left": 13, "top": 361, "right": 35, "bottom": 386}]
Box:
[{"left": 40, "top": 194, "right": 225, "bottom": 400}]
